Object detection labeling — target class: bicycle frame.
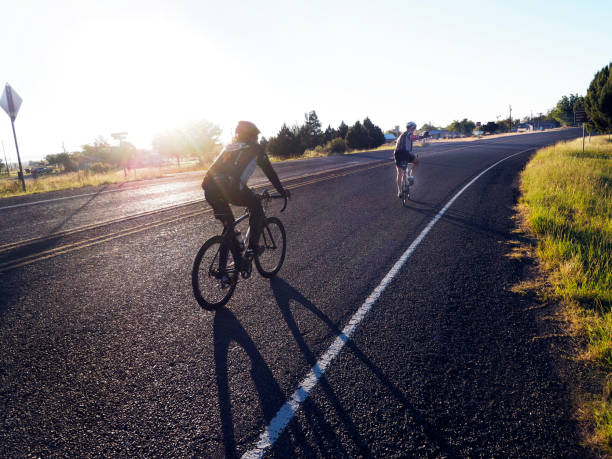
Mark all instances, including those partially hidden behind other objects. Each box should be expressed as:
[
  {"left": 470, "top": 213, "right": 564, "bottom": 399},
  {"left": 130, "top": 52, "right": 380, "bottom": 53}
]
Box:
[{"left": 215, "top": 190, "right": 286, "bottom": 276}]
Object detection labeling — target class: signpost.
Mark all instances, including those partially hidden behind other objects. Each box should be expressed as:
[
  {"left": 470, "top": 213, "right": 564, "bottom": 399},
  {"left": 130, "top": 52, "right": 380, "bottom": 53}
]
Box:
[
  {"left": 1, "top": 140, "right": 9, "bottom": 175},
  {"left": 574, "top": 108, "right": 589, "bottom": 153},
  {"left": 0, "top": 84, "right": 25, "bottom": 191}
]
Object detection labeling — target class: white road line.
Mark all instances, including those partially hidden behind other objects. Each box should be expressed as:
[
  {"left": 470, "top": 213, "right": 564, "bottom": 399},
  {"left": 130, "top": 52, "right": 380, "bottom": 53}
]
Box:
[{"left": 242, "top": 147, "right": 534, "bottom": 459}]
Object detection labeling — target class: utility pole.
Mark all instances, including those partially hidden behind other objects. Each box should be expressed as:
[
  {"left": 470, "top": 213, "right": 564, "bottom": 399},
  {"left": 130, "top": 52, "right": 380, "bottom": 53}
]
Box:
[
  {"left": 2, "top": 140, "right": 9, "bottom": 175},
  {"left": 509, "top": 105, "right": 512, "bottom": 133},
  {"left": 539, "top": 113, "right": 542, "bottom": 131}
]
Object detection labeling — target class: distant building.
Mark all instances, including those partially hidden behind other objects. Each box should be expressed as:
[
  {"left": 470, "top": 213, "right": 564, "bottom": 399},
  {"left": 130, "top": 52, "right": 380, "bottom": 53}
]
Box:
[
  {"left": 527, "top": 120, "right": 559, "bottom": 131},
  {"left": 428, "top": 129, "right": 455, "bottom": 139},
  {"left": 384, "top": 133, "right": 397, "bottom": 142}
]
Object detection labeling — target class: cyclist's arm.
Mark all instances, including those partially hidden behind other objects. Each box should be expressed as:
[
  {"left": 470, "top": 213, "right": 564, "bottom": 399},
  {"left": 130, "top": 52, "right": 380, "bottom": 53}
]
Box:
[{"left": 255, "top": 146, "right": 286, "bottom": 196}]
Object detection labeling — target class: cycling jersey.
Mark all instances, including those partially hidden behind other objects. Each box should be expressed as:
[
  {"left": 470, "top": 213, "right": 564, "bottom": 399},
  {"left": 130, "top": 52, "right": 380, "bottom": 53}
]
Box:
[
  {"left": 205, "top": 142, "right": 283, "bottom": 192},
  {"left": 394, "top": 131, "right": 416, "bottom": 165},
  {"left": 203, "top": 141, "right": 285, "bottom": 251}
]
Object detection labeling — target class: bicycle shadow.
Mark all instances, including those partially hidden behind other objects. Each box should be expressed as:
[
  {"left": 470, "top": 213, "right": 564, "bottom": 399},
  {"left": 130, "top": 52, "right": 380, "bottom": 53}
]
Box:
[
  {"left": 209, "top": 308, "right": 289, "bottom": 458},
  {"left": 268, "top": 277, "right": 460, "bottom": 457}
]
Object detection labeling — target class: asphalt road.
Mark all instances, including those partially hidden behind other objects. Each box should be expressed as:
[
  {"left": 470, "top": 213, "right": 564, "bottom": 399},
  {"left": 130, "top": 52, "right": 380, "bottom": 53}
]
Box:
[{"left": 0, "top": 128, "right": 593, "bottom": 457}]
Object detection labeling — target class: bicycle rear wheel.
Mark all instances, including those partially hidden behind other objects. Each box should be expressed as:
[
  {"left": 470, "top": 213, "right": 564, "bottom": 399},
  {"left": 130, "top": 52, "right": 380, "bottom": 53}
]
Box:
[
  {"left": 254, "top": 217, "right": 286, "bottom": 278},
  {"left": 402, "top": 173, "right": 410, "bottom": 207},
  {"left": 192, "top": 236, "right": 239, "bottom": 310}
]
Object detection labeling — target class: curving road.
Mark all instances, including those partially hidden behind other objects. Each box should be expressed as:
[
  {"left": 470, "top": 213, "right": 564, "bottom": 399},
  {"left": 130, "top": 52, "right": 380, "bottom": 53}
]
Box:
[{"left": 0, "top": 128, "right": 593, "bottom": 457}]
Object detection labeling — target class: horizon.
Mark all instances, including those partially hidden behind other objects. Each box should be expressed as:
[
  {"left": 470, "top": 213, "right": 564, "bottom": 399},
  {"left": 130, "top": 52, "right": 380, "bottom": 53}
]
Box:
[{"left": 1, "top": 0, "right": 611, "bottom": 162}]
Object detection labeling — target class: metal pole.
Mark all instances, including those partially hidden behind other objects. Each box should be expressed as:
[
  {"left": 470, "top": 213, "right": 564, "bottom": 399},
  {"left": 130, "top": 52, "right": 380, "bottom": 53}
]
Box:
[
  {"left": 10, "top": 119, "right": 26, "bottom": 191},
  {"left": 6, "top": 87, "right": 26, "bottom": 191},
  {"left": 2, "top": 140, "right": 9, "bottom": 174},
  {"left": 582, "top": 123, "right": 585, "bottom": 153},
  {"left": 509, "top": 105, "right": 512, "bottom": 133}
]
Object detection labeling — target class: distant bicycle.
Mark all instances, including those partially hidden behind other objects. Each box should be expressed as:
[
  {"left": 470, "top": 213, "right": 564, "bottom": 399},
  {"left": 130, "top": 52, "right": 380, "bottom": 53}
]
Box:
[
  {"left": 400, "top": 163, "right": 415, "bottom": 207},
  {"left": 192, "top": 190, "right": 287, "bottom": 310}
]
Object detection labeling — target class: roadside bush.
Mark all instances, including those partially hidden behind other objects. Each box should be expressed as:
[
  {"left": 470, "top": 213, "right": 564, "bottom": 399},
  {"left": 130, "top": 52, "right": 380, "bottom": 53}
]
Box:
[
  {"left": 89, "top": 162, "right": 113, "bottom": 174},
  {"left": 327, "top": 137, "right": 347, "bottom": 154}
]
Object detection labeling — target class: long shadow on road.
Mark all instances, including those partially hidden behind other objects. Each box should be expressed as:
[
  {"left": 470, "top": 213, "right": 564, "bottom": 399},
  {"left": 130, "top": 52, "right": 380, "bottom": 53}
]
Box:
[
  {"left": 210, "top": 308, "right": 289, "bottom": 458},
  {"left": 0, "top": 186, "right": 110, "bottom": 268},
  {"left": 268, "top": 277, "right": 460, "bottom": 457}
]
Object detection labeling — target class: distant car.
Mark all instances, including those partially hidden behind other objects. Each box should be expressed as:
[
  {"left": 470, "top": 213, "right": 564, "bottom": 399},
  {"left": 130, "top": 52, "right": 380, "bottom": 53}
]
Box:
[
  {"left": 517, "top": 124, "right": 531, "bottom": 132},
  {"left": 31, "top": 167, "right": 53, "bottom": 177}
]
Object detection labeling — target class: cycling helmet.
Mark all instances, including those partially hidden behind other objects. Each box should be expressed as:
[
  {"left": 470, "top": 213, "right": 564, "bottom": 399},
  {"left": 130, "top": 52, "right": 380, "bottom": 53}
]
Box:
[
  {"left": 406, "top": 121, "right": 417, "bottom": 130},
  {"left": 235, "top": 121, "right": 260, "bottom": 137}
]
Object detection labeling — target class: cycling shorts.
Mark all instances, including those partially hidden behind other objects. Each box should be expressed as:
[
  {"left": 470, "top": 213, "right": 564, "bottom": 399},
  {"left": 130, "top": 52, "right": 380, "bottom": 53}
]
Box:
[{"left": 394, "top": 151, "right": 415, "bottom": 169}]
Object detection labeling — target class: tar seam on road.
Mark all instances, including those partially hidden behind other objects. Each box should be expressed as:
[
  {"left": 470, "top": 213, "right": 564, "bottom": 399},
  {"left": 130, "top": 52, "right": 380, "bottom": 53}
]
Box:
[
  {"left": 241, "top": 147, "right": 535, "bottom": 459},
  {"left": 0, "top": 161, "right": 390, "bottom": 273}
]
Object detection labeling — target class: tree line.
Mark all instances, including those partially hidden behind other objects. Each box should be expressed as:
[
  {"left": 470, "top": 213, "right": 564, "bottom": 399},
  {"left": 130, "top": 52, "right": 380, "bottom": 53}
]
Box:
[
  {"left": 527, "top": 62, "right": 611, "bottom": 133},
  {"left": 432, "top": 62, "right": 611, "bottom": 136},
  {"left": 31, "top": 62, "right": 612, "bottom": 174},
  {"left": 264, "top": 111, "right": 386, "bottom": 158},
  {"left": 34, "top": 121, "right": 223, "bottom": 173},
  {"left": 33, "top": 111, "right": 388, "bottom": 173}
]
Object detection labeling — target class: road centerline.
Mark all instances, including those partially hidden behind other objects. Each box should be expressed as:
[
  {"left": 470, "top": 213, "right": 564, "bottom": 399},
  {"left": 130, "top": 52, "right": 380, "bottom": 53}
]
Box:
[
  {"left": 0, "top": 161, "right": 390, "bottom": 272},
  {"left": 242, "top": 147, "right": 534, "bottom": 459}
]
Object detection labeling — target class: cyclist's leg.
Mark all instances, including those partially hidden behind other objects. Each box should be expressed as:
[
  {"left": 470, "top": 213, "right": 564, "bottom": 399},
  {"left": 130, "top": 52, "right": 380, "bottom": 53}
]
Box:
[
  {"left": 204, "top": 180, "right": 234, "bottom": 271},
  {"left": 230, "top": 187, "right": 264, "bottom": 250},
  {"left": 396, "top": 162, "right": 408, "bottom": 194},
  {"left": 409, "top": 153, "right": 419, "bottom": 176},
  {"left": 394, "top": 151, "right": 403, "bottom": 195},
  {"left": 396, "top": 165, "right": 403, "bottom": 195}
]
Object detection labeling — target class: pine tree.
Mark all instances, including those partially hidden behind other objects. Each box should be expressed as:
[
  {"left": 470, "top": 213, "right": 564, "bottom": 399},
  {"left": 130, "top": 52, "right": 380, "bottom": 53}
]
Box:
[
  {"left": 363, "top": 117, "right": 385, "bottom": 148},
  {"left": 346, "top": 121, "right": 369, "bottom": 149},
  {"left": 324, "top": 125, "right": 338, "bottom": 142},
  {"left": 268, "top": 124, "right": 305, "bottom": 158},
  {"left": 302, "top": 110, "right": 324, "bottom": 148},
  {"left": 584, "top": 63, "right": 612, "bottom": 132}
]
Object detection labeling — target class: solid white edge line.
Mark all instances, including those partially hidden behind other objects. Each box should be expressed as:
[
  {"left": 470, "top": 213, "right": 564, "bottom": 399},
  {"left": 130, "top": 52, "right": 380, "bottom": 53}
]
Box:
[{"left": 241, "top": 147, "right": 534, "bottom": 459}]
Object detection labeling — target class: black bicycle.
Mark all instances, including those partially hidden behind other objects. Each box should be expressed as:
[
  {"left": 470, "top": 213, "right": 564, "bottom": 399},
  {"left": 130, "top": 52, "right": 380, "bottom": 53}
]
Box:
[
  {"left": 400, "top": 164, "right": 415, "bottom": 207},
  {"left": 192, "top": 190, "right": 288, "bottom": 310}
]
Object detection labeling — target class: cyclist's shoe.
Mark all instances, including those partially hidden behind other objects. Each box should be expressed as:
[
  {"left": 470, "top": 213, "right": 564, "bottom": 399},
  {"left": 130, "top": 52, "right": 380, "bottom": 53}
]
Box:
[
  {"left": 245, "top": 245, "right": 265, "bottom": 258},
  {"left": 220, "top": 275, "right": 231, "bottom": 288},
  {"left": 397, "top": 191, "right": 402, "bottom": 199},
  {"left": 408, "top": 176, "right": 415, "bottom": 186}
]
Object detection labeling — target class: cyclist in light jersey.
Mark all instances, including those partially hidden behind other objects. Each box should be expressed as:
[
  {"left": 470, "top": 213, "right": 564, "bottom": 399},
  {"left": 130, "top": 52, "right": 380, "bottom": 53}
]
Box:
[{"left": 394, "top": 121, "right": 419, "bottom": 198}]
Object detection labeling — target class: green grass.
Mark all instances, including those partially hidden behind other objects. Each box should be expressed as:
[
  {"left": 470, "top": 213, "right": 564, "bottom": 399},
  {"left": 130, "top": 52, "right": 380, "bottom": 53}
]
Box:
[{"left": 520, "top": 135, "right": 612, "bottom": 453}]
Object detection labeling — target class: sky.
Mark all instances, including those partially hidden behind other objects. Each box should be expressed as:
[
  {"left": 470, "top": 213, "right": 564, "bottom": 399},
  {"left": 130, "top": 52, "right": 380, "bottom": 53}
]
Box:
[{"left": 1, "top": 0, "right": 611, "bottom": 162}]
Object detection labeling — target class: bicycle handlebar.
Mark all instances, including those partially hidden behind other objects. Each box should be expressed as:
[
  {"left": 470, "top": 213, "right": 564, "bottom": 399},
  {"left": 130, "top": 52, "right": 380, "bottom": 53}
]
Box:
[{"left": 260, "top": 189, "right": 288, "bottom": 212}]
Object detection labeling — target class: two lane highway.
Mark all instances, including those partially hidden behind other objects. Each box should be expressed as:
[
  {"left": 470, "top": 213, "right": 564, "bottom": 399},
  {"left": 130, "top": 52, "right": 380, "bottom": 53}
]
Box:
[{"left": 0, "top": 129, "right": 591, "bottom": 457}]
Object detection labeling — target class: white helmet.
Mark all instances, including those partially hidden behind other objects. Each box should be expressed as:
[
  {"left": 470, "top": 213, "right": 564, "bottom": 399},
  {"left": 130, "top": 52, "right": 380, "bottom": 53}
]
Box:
[{"left": 406, "top": 121, "right": 417, "bottom": 130}]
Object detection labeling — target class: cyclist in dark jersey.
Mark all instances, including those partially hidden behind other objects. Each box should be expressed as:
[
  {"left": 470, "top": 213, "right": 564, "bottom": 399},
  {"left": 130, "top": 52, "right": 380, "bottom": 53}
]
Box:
[{"left": 202, "top": 121, "right": 290, "bottom": 255}]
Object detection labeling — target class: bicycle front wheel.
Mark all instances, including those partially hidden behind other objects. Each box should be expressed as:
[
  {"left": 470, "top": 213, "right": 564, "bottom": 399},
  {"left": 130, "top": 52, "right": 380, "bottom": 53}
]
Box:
[
  {"left": 254, "top": 217, "right": 286, "bottom": 278},
  {"left": 402, "top": 186, "right": 410, "bottom": 206},
  {"left": 192, "top": 236, "right": 239, "bottom": 310}
]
